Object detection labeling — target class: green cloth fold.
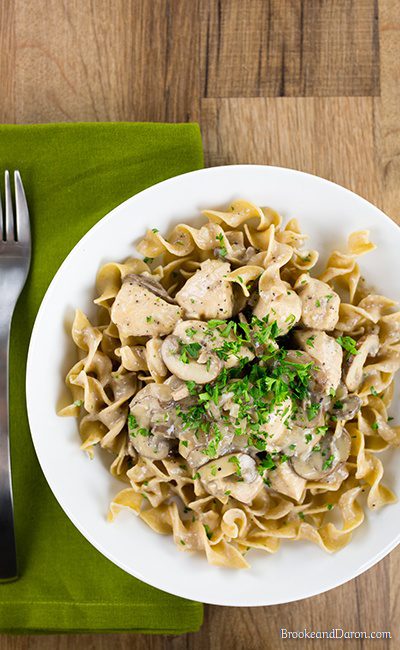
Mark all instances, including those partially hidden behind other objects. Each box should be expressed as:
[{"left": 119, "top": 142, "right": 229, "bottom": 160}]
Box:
[{"left": 0, "top": 122, "right": 204, "bottom": 634}]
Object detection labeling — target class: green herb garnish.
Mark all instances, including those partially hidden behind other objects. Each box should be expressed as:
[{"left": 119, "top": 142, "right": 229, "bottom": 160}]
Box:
[
  {"left": 228, "top": 455, "right": 242, "bottom": 477},
  {"left": 203, "top": 524, "right": 212, "bottom": 540},
  {"left": 337, "top": 336, "right": 358, "bottom": 357},
  {"left": 322, "top": 454, "right": 335, "bottom": 470}
]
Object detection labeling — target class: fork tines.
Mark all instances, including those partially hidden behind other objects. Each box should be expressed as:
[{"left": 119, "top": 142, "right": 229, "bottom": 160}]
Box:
[{"left": 0, "top": 170, "right": 30, "bottom": 244}]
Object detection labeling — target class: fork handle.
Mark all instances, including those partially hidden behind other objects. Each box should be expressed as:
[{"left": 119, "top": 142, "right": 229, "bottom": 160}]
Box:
[{"left": 0, "top": 307, "right": 18, "bottom": 581}]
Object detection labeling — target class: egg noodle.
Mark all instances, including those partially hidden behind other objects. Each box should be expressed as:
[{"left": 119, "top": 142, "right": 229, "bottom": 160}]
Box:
[{"left": 60, "top": 200, "right": 400, "bottom": 568}]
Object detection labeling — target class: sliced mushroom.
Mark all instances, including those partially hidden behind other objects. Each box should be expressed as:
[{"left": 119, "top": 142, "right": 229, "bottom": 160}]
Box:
[
  {"left": 330, "top": 394, "right": 361, "bottom": 421},
  {"left": 111, "top": 274, "right": 182, "bottom": 338},
  {"left": 291, "top": 429, "right": 351, "bottom": 481},
  {"left": 175, "top": 259, "right": 234, "bottom": 320},
  {"left": 180, "top": 424, "right": 235, "bottom": 469},
  {"left": 294, "top": 329, "right": 343, "bottom": 395},
  {"left": 130, "top": 433, "right": 172, "bottom": 460},
  {"left": 198, "top": 453, "right": 263, "bottom": 504},
  {"left": 162, "top": 334, "right": 222, "bottom": 384},
  {"left": 296, "top": 275, "right": 340, "bottom": 330},
  {"left": 161, "top": 319, "right": 253, "bottom": 384},
  {"left": 267, "top": 461, "right": 306, "bottom": 501},
  {"left": 177, "top": 319, "right": 253, "bottom": 367},
  {"left": 164, "top": 375, "right": 190, "bottom": 401},
  {"left": 344, "top": 333, "right": 380, "bottom": 392},
  {"left": 253, "top": 284, "right": 302, "bottom": 335},
  {"left": 129, "top": 383, "right": 176, "bottom": 459}
]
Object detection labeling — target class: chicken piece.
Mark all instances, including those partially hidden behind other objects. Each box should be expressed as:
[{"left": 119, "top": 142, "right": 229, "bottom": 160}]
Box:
[
  {"left": 175, "top": 259, "right": 234, "bottom": 320},
  {"left": 258, "top": 398, "right": 293, "bottom": 451},
  {"left": 267, "top": 462, "right": 306, "bottom": 501},
  {"left": 111, "top": 275, "right": 182, "bottom": 338},
  {"left": 296, "top": 276, "right": 340, "bottom": 330},
  {"left": 294, "top": 330, "right": 343, "bottom": 395},
  {"left": 253, "top": 284, "right": 302, "bottom": 335}
]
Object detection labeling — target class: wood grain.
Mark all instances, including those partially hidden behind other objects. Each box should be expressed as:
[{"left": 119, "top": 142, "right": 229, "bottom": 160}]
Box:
[
  {"left": 378, "top": 2, "right": 400, "bottom": 645},
  {"left": 15, "top": 0, "right": 201, "bottom": 123},
  {"left": 0, "top": 0, "right": 16, "bottom": 122},
  {"left": 1, "top": 0, "right": 400, "bottom": 648},
  {"left": 201, "top": 0, "right": 379, "bottom": 98},
  {"left": 201, "top": 96, "right": 381, "bottom": 204}
]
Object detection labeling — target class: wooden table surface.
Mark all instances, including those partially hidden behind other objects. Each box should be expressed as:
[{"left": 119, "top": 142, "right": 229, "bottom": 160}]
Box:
[{"left": 1, "top": 1, "right": 400, "bottom": 648}]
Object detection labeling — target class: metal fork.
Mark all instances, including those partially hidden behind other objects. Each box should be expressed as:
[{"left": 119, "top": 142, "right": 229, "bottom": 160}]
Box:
[{"left": 0, "top": 171, "right": 31, "bottom": 581}]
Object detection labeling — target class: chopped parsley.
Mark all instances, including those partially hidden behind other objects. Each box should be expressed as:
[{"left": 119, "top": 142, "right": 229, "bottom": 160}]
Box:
[
  {"left": 186, "top": 380, "right": 197, "bottom": 394},
  {"left": 305, "top": 433, "right": 313, "bottom": 443},
  {"left": 73, "top": 399, "right": 83, "bottom": 407},
  {"left": 322, "top": 454, "right": 335, "bottom": 470},
  {"left": 370, "top": 386, "right": 379, "bottom": 397},
  {"left": 216, "top": 232, "right": 227, "bottom": 257},
  {"left": 203, "top": 524, "right": 212, "bottom": 540},
  {"left": 143, "top": 257, "right": 154, "bottom": 264},
  {"left": 337, "top": 336, "right": 358, "bottom": 357},
  {"left": 228, "top": 455, "right": 242, "bottom": 477},
  {"left": 257, "top": 453, "right": 277, "bottom": 473},
  {"left": 326, "top": 503, "right": 334, "bottom": 510},
  {"left": 127, "top": 413, "right": 137, "bottom": 434},
  {"left": 127, "top": 413, "right": 150, "bottom": 438},
  {"left": 371, "top": 421, "right": 379, "bottom": 430},
  {"left": 315, "top": 299, "right": 321, "bottom": 308},
  {"left": 151, "top": 227, "right": 159, "bottom": 233},
  {"left": 285, "top": 314, "right": 296, "bottom": 326},
  {"left": 185, "top": 327, "right": 197, "bottom": 338},
  {"left": 202, "top": 425, "right": 222, "bottom": 458},
  {"left": 179, "top": 342, "right": 202, "bottom": 364},
  {"left": 169, "top": 316, "right": 321, "bottom": 458},
  {"left": 307, "top": 403, "right": 320, "bottom": 421},
  {"left": 306, "top": 335, "right": 316, "bottom": 348},
  {"left": 146, "top": 315, "right": 153, "bottom": 323}
]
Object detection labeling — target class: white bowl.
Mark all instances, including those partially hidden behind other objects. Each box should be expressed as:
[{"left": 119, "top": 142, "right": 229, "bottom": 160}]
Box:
[{"left": 26, "top": 165, "right": 400, "bottom": 606}]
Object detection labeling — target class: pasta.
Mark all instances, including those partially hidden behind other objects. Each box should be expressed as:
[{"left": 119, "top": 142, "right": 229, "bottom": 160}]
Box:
[{"left": 59, "top": 200, "right": 400, "bottom": 569}]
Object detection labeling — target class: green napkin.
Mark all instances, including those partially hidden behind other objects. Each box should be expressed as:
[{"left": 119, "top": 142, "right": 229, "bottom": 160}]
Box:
[{"left": 0, "top": 122, "right": 204, "bottom": 634}]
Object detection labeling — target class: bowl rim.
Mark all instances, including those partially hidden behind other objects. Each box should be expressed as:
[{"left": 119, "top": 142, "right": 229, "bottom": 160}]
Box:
[{"left": 26, "top": 164, "right": 400, "bottom": 606}]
